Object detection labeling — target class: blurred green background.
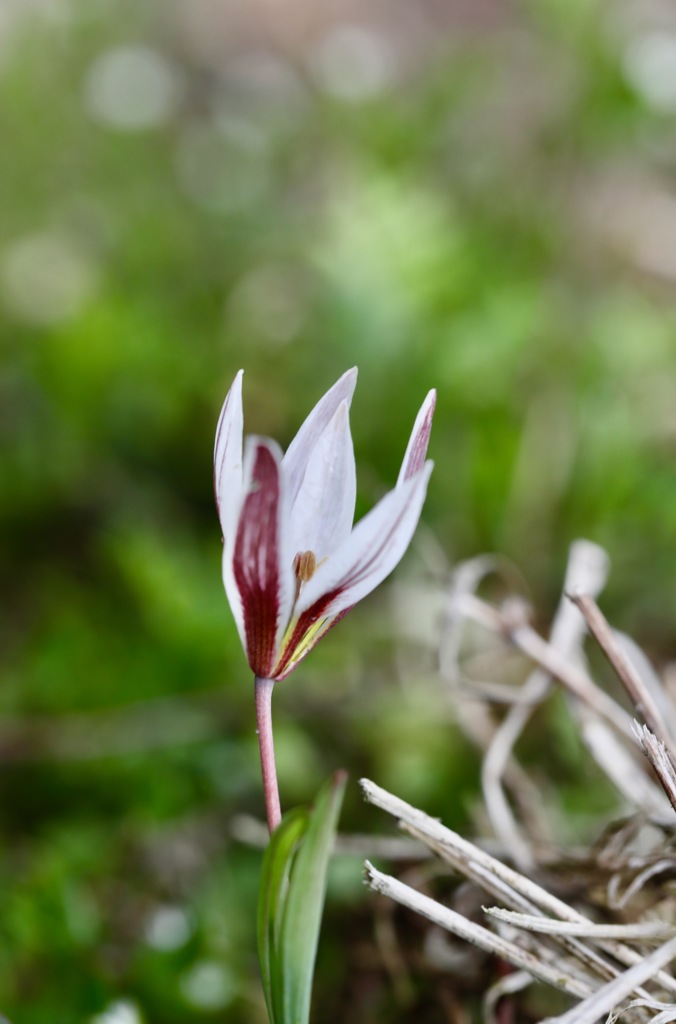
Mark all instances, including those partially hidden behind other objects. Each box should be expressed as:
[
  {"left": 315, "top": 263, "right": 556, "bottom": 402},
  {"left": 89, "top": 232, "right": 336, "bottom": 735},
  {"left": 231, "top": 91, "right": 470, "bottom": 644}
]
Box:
[{"left": 3, "top": 0, "right": 676, "bottom": 1020}]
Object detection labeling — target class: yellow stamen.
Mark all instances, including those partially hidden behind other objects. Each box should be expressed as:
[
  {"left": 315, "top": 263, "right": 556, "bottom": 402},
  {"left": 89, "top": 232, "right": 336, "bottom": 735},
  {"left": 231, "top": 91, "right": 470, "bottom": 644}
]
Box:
[{"left": 274, "top": 614, "right": 330, "bottom": 679}]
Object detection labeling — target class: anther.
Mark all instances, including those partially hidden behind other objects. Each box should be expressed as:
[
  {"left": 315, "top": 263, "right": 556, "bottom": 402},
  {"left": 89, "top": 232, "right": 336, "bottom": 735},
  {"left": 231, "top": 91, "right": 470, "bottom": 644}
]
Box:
[{"left": 293, "top": 550, "right": 317, "bottom": 584}]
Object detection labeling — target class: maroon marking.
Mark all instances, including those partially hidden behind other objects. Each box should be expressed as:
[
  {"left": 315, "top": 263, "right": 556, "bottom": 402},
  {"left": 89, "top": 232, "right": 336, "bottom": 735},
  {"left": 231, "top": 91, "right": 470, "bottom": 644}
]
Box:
[
  {"left": 272, "top": 591, "right": 356, "bottom": 679},
  {"left": 272, "top": 479, "right": 422, "bottom": 677},
  {"left": 402, "top": 392, "right": 436, "bottom": 482},
  {"left": 232, "top": 445, "right": 283, "bottom": 677},
  {"left": 331, "top": 485, "right": 417, "bottom": 594}
]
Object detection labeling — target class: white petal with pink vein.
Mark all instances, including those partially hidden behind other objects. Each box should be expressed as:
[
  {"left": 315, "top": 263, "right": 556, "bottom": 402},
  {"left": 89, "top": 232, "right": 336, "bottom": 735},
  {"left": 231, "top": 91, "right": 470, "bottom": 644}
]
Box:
[
  {"left": 296, "top": 462, "right": 433, "bottom": 620},
  {"left": 282, "top": 367, "right": 358, "bottom": 505},
  {"left": 287, "top": 399, "right": 356, "bottom": 563}
]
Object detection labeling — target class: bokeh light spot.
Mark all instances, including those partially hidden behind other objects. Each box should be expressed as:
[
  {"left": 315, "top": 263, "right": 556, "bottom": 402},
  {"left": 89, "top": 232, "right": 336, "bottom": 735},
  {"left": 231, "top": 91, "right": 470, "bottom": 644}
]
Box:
[
  {"left": 90, "top": 1001, "right": 143, "bottom": 1024},
  {"left": 144, "top": 904, "right": 193, "bottom": 951},
  {"left": 624, "top": 31, "right": 676, "bottom": 111},
  {"left": 1, "top": 231, "right": 97, "bottom": 326},
  {"left": 84, "top": 45, "right": 182, "bottom": 130},
  {"left": 309, "top": 24, "right": 395, "bottom": 101},
  {"left": 180, "top": 961, "right": 236, "bottom": 1010},
  {"left": 227, "top": 263, "right": 310, "bottom": 344}
]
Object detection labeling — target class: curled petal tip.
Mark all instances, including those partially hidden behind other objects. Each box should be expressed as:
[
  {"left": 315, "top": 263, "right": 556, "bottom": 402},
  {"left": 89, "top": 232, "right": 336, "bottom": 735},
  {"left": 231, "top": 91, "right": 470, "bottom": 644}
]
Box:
[
  {"left": 397, "top": 389, "right": 437, "bottom": 486},
  {"left": 333, "top": 366, "right": 359, "bottom": 395},
  {"left": 282, "top": 367, "right": 359, "bottom": 503},
  {"left": 214, "top": 371, "right": 245, "bottom": 541},
  {"left": 287, "top": 395, "right": 356, "bottom": 563}
]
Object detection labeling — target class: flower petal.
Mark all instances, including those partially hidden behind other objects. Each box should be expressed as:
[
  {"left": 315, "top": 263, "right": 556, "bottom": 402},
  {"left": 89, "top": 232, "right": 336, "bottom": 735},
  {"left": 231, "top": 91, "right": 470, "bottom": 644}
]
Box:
[
  {"left": 287, "top": 400, "right": 356, "bottom": 563},
  {"left": 273, "top": 607, "right": 352, "bottom": 681},
  {"left": 282, "top": 367, "right": 358, "bottom": 504},
  {"left": 397, "top": 389, "right": 437, "bottom": 487},
  {"left": 214, "top": 370, "right": 244, "bottom": 543},
  {"left": 221, "top": 540, "right": 246, "bottom": 653},
  {"left": 295, "top": 462, "right": 434, "bottom": 621},
  {"left": 230, "top": 437, "right": 294, "bottom": 677}
]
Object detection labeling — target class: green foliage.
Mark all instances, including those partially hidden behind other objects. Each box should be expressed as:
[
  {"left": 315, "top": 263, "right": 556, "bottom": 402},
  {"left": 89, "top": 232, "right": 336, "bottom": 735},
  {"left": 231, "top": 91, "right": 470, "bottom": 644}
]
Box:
[{"left": 258, "top": 774, "right": 346, "bottom": 1024}]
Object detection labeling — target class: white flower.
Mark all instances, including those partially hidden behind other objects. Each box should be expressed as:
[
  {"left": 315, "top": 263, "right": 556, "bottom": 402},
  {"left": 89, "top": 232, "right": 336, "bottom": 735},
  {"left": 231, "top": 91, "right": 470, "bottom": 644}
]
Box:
[{"left": 214, "top": 368, "right": 435, "bottom": 680}]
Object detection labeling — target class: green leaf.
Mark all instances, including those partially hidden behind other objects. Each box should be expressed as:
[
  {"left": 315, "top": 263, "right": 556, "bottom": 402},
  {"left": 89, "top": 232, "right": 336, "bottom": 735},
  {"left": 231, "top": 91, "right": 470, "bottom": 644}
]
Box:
[
  {"left": 257, "top": 807, "right": 309, "bottom": 1024},
  {"left": 278, "top": 771, "right": 347, "bottom": 1024},
  {"left": 256, "top": 771, "right": 347, "bottom": 1024}
]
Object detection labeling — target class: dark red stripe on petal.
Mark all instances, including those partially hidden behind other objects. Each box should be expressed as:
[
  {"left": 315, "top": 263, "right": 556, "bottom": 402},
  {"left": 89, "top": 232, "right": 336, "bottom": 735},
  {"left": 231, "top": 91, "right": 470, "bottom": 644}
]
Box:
[
  {"left": 274, "top": 605, "right": 354, "bottom": 680},
  {"left": 271, "top": 590, "right": 347, "bottom": 679},
  {"left": 233, "top": 444, "right": 284, "bottom": 677}
]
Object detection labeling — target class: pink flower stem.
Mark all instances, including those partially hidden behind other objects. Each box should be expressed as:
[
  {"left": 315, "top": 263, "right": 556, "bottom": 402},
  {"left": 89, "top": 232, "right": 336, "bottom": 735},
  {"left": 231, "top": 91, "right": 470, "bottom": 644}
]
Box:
[{"left": 254, "top": 675, "right": 282, "bottom": 834}]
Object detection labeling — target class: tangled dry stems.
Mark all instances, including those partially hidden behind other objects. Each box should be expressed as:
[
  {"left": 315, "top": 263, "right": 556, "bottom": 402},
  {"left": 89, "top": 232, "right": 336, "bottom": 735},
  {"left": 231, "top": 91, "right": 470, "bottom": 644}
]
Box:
[{"left": 363, "top": 540, "right": 676, "bottom": 1023}]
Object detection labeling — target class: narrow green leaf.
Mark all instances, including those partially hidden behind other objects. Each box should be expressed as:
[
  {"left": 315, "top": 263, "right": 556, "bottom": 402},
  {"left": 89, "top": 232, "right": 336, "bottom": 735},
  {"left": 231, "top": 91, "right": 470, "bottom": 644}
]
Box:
[
  {"left": 279, "top": 771, "right": 347, "bottom": 1024},
  {"left": 257, "top": 807, "right": 309, "bottom": 1024}
]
